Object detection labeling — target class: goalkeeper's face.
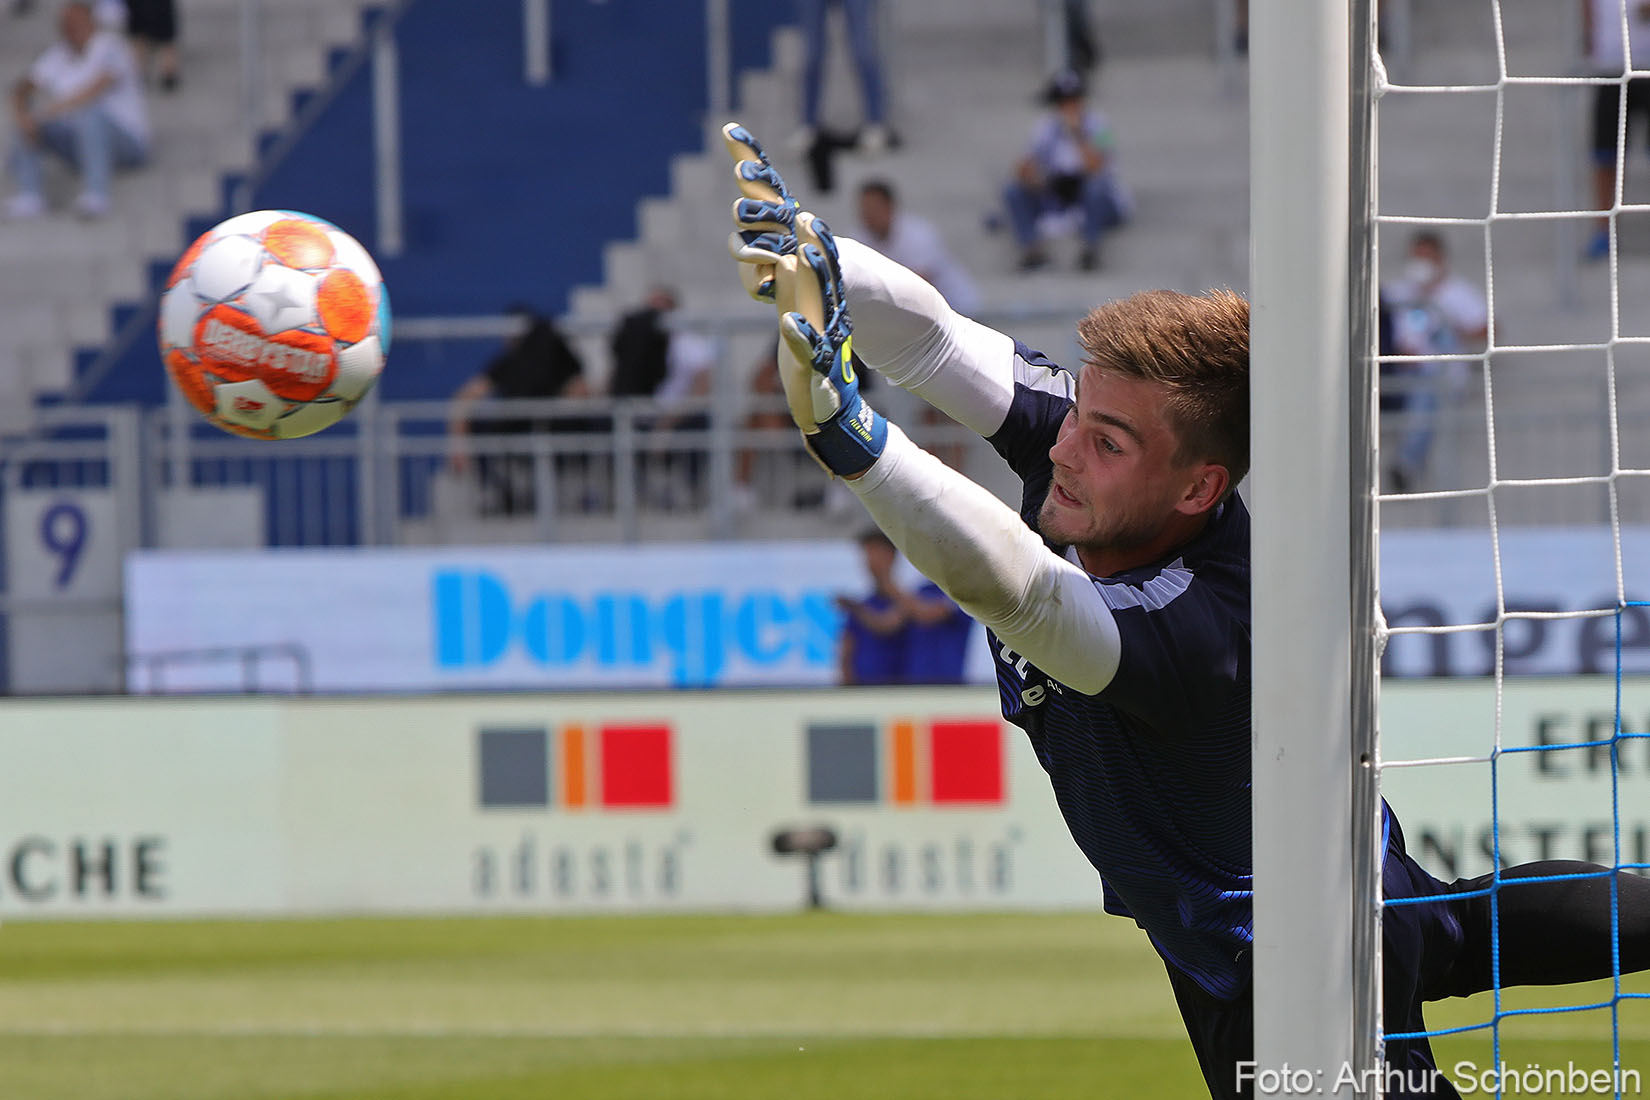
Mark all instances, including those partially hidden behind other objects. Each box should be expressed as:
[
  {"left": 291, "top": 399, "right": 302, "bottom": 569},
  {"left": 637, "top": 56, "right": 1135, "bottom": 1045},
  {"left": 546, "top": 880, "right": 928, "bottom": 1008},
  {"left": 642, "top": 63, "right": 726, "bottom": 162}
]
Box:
[{"left": 1039, "top": 367, "right": 1227, "bottom": 570}]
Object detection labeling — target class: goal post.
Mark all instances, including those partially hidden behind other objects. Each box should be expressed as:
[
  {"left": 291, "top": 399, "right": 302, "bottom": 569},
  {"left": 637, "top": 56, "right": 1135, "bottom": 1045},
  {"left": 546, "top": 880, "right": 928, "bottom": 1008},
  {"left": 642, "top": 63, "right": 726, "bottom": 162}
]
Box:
[{"left": 1250, "top": 0, "right": 1381, "bottom": 1092}]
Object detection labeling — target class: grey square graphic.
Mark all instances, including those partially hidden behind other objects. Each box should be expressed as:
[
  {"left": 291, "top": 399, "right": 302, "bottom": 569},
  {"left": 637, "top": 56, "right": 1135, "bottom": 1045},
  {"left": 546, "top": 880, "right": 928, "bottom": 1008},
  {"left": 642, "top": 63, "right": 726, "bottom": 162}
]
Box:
[
  {"left": 806, "top": 723, "right": 879, "bottom": 804},
  {"left": 478, "top": 727, "right": 550, "bottom": 808}
]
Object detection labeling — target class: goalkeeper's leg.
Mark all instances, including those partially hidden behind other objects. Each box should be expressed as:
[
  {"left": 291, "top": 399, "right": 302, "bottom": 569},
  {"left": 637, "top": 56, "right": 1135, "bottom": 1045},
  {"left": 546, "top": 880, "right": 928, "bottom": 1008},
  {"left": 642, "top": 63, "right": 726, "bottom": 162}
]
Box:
[{"left": 1424, "top": 861, "right": 1650, "bottom": 997}]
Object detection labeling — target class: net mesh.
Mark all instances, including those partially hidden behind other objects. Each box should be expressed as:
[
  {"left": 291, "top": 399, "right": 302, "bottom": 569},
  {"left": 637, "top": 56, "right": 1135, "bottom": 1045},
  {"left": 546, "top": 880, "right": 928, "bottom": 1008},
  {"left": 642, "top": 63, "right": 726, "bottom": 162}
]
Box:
[{"left": 1373, "top": 0, "right": 1650, "bottom": 1093}]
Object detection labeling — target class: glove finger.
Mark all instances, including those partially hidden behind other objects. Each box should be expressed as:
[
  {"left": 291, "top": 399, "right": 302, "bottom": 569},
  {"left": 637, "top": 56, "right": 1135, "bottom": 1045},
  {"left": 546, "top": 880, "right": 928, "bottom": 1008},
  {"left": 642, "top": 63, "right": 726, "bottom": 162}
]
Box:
[
  {"left": 721, "top": 122, "right": 772, "bottom": 170},
  {"left": 777, "top": 308, "right": 824, "bottom": 430},
  {"left": 734, "top": 158, "right": 791, "bottom": 205},
  {"left": 727, "top": 229, "right": 783, "bottom": 267},
  {"left": 734, "top": 196, "right": 795, "bottom": 237},
  {"left": 737, "top": 258, "right": 776, "bottom": 303}
]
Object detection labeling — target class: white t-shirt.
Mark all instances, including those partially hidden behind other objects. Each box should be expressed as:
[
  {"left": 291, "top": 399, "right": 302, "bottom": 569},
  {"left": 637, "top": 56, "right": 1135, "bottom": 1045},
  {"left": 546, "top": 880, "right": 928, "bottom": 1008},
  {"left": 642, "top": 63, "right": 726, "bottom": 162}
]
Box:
[
  {"left": 30, "top": 30, "right": 149, "bottom": 145},
  {"left": 1588, "top": 0, "right": 1650, "bottom": 72},
  {"left": 856, "top": 211, "right": 981, "bottom": 317},
  {"left": 655, "top": 330, "right": 717, "bottom": 406}
]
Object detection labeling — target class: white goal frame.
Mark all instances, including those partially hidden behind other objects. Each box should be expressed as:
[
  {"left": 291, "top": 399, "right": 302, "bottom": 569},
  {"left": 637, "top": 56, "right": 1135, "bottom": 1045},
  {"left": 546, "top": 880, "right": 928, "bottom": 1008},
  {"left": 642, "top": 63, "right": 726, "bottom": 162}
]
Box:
[{"left": 1250, "top": 0, "right": 1382, "bottom": 1095}]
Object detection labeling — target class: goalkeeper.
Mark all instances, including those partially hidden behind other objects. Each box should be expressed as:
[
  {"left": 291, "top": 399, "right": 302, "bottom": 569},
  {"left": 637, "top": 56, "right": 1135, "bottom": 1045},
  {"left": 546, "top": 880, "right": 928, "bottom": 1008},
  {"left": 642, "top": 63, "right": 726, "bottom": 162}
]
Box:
[{"left": 721, "top": 123, "right": 1650, "bottom": 1099}]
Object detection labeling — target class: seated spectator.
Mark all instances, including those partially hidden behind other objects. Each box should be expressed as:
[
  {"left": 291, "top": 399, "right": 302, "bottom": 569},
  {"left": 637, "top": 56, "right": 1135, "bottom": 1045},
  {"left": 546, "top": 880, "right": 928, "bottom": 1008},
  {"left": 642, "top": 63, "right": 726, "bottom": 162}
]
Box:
[
  {"left": 6, "top": 0, "right": 148, "bottom": 220},
  {"left": 855, "top": 178, "right": 980, "bottom": 315},
  {"left": 1001, "top": 69, "right": 1130, "bottom": 272},
  {"left": 447, "top": 306, "right": 590, "bottom": 516}
]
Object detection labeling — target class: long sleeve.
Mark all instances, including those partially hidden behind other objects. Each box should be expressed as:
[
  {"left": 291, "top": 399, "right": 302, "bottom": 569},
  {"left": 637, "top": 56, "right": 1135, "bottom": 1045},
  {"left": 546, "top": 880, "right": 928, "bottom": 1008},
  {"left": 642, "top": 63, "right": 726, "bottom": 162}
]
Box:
[
  {"left": 847, "top": 424, "right": 1122, "bottom": 695},
  {"left": 836, "top": 236, "right": 1019, "bottom": 438}
]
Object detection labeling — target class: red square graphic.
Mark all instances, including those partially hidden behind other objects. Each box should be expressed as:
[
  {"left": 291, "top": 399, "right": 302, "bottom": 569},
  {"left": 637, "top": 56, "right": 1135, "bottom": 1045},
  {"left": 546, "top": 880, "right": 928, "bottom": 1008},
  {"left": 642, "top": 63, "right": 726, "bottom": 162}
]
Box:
[
  {"left": 928, "top": 720, "right": 1003, "bottom": 804},
  {"left": 599, "top": 724, "right": 673, "bottom": 808}
]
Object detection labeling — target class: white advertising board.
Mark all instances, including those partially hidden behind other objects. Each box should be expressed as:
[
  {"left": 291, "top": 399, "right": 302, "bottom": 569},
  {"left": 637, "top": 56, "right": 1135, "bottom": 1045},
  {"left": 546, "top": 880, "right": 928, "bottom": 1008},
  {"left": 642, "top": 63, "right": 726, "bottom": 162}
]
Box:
[
  {"left": 1379, "top": 525, "right": 1650, "bottom": 678},
  {"left": 1382, "top": 676, "right": 1650, "bottom": 880},
  {"left": 0, "top": 680, "right": 1642, "bottom": 919},
  {"left": 0, "top": 688, "right": 1098, "bottom": 918},
  {"left": 126, "top": 542, "right": 868, "bottom": 692},
  {"left": 124, "top": 526, "right": 1650, "bottom": 696}
]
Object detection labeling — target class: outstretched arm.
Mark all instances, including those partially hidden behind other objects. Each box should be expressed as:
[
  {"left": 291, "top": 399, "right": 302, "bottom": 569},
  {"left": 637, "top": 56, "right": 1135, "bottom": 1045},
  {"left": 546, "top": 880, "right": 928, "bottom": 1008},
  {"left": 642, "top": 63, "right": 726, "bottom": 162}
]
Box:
[
  {"left": 768, "top": 214, "right": 1120, "bottom": 695},
  {"left": 834, "top": 236, "right": 1018, "bottom": 438}
]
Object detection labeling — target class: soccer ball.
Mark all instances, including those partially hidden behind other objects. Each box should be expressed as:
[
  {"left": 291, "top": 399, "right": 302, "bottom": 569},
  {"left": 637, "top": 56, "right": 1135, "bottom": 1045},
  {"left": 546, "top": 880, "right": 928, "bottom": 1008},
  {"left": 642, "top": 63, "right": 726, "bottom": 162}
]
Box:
[{"left": 158, "top": 210, "right": 390, "bottom": 439}]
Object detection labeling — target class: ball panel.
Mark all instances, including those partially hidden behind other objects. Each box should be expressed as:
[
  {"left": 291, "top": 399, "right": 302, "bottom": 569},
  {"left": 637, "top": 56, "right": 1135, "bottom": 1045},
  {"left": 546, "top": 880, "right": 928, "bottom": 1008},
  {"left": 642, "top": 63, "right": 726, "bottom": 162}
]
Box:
[
  {"left": 165, "top": 350, "right": 215, "bottom": 416},
  {"left": 243, "top": 263, "right": 319, "bottom": 336},
  {"left": 158, "top": 283, "right": 201, "bottom": 354},
  {"left": 193, "top": 304, "right": 338, "bottom": 401},
  {"left": 269, "top": 398, "right": 347, "bottom": 439},
  {"left": 327, "top": 229, "right": 384, "bottom": 291},
  {"left": 213, "top": 378, "right": 287, "bottom": 430},
  {"left": 167, "top": 233, "right": 209, "bottom": 290},
  {"left": 263, "top": 218, "right": 335, "bottom": 270},
  {"left": 330, "top": 334, "right": 383, "bottom": 403},
  {"left": 316, "top": 269, "right": 372, "bottom": 345},
  {"left": 191, "top": 235, "right": 265, "bottom": 303}
]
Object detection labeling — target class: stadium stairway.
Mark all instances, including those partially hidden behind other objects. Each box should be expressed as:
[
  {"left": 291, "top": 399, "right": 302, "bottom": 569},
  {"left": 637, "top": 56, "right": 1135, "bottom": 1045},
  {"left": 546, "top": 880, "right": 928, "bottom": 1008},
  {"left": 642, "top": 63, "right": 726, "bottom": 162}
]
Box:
[
  {"left": 560, "top": 0, "right": 1650, "bottom": 529},
  {"left": 0, "top": 0, "right": 380, "bottom": 432}
]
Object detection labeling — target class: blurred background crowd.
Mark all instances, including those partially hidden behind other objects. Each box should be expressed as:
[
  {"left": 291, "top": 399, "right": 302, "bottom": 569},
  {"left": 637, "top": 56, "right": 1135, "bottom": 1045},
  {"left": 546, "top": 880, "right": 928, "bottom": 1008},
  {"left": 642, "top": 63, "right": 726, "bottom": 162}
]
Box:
[{"left": 0, "top": 0, "right": 1644, "bottom": 692}]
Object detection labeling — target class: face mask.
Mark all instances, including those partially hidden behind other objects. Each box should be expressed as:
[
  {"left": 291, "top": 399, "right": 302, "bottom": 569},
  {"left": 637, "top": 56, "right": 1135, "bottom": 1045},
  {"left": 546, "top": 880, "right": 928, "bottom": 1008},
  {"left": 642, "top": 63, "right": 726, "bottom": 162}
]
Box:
[{"left": 1402, "top": 257, "right": 1440, "bottom": 286}]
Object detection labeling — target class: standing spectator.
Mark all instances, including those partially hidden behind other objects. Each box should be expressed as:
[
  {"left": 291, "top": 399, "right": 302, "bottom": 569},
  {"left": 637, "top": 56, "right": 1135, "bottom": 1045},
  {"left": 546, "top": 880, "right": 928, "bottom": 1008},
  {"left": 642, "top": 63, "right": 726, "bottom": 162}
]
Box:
[
  {"left": 608, "top": 287, "right": 718, "bottom": 508},
  {"left": 124, "top": 0, "right": 179, "bottom": 91},
  {"left": 897, "top": 581, "right": 973, "bottom": 685},
  {"left": 1001, "top": 69, "right": 1130, "bottom": 272},
  {"left": 1582, "top": 0, "right": 1650, "bottom": 260},
  {"left": 794, "top": 0, "right": 890, "bottom": 155},
  {"left": 6, "top": 0, "right": 149, "bottom": 220},
  {"left": 447, "top": 306, "right": 590, "bottom": 516},
  {"left": 837, "top": 528, "right": 908, "bottom": 685},
  {"left": 855, "top": 179, "right": 980, "bottom": 316},
  {"left": 1380, "top": 231, "right": 1489, "bottom": 493}
]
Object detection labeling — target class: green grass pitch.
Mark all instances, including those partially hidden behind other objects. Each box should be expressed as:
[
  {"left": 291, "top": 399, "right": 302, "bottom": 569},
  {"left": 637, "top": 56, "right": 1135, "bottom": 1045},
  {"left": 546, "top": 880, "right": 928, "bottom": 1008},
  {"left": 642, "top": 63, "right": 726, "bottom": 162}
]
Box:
[{"left": 0, "top": 912, "right": 1645, "bottom": 1099}]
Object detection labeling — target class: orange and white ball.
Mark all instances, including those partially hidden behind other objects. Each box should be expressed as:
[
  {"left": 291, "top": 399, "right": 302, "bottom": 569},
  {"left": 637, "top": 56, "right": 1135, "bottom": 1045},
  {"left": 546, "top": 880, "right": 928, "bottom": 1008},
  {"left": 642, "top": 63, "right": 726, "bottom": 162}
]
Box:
[{"left": 158, "top": 210, "right": 390, "bottom": 439}]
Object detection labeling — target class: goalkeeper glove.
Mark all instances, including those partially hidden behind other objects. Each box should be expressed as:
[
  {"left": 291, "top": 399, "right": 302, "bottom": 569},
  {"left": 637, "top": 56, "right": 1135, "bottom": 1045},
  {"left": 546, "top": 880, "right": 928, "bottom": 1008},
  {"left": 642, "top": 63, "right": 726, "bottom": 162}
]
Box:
[
  {"left": 721, "top": 122, "right": 799, "bottom": 303},
  {"left": 775, "top": 213, "right": 887, "bottom": 478}
]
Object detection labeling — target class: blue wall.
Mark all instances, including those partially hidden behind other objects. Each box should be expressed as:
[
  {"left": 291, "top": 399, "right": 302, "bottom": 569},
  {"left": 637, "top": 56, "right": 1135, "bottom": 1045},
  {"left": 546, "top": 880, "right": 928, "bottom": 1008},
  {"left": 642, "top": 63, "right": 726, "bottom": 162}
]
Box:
[{"left": 82, "top": 0, "right": 793, "bottom": 405}]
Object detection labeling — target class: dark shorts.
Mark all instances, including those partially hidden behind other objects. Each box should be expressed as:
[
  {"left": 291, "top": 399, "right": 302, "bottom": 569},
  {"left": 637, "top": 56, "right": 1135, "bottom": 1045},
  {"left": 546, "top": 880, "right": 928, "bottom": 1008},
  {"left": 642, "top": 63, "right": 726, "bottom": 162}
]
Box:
[
  {"left": 124, "top": 0, "right": 177, "bottom": 43},
  {"left": 1166, "top": 813, "right": 1475, "bottom": 1099},
  {"left": 1592, "top": 77, "right": 1650, "bottom": 160}
]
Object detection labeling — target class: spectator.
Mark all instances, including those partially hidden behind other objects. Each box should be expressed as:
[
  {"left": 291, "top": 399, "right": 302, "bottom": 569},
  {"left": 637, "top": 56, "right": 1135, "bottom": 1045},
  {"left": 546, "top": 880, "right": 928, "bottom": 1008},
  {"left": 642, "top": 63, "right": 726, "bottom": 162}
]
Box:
[
  {"left": 855, "top": 179, "right": 980, "bottom": 315},
  {"left": 6, "top": 0, "right": 149, "bottom": 220},
  {"left": 447, "top": 306, "right": 590, "bottom": 516},
  {"left": 608, "top": 287, "right": 718, "bottom": 508},
  {"left": 1001, "top": 69, "right": 1130, "bottom": 272},
  {"left": 1059, "top": 0, "right": 1102, "bottom": 72},
  {"left": 896, "top": 580, "right": 973, "bottom": 685},
  {"left": 837, "top": 528, "right": 908, "bottom": 685},
  {"left": 1582, "top": 0, "right": 1650, "bottom": 260},
  {"left": 124, "top": 0, "right": 179, "bottom": 91},
  {"left": 794, "top": 0, "right": 890, "bottom": 155},
  {"left": 1380, "top": 231, "right": 1489, "bottom": 493},
  {"left": 854, "top": 178, "right": 980, "bottom": 470}
]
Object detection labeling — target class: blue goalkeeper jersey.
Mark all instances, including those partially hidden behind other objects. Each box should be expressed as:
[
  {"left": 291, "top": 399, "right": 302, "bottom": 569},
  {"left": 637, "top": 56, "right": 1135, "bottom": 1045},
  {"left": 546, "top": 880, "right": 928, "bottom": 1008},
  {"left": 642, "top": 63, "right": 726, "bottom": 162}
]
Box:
[{"left": 987, "top": 341, "right": 1254, "bottom": 1001}]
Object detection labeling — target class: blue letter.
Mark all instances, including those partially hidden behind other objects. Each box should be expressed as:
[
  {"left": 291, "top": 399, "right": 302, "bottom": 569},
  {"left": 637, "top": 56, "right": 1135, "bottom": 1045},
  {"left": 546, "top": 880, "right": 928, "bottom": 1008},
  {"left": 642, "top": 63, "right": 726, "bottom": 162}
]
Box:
[
  {"left": 433, "top": 570, "right": 512, "bottom": 667},
  {"left": 734, "top": 591, "right": 793, "bottom": 665},
  {"left": 519, "top": 594, "right": 586, "bottom": 666}
]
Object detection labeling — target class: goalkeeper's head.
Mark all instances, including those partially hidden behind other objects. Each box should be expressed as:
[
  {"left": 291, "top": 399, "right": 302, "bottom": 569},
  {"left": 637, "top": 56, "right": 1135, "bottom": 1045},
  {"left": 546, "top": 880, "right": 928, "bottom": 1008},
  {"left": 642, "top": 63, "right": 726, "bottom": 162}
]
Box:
[{"left": 1039, "top": 289, "right": 1249, "bottom": 570}]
